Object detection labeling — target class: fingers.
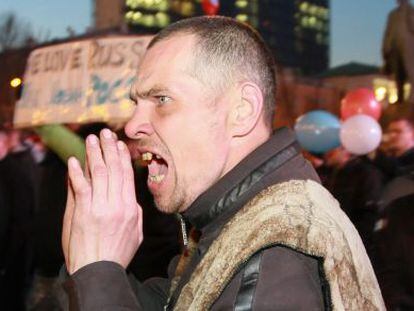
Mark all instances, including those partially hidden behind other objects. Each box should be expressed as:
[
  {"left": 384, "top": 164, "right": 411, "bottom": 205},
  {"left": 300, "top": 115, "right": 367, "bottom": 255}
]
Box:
[
  {"left": 99, "top": 129, "right": 123, "bottom": 200},
  {"left": 86, "top": 134, "right": 108, "bottom": 205},
  {"left": 117, "top": 140, "right": 137, "bottom": 204},
  {"left": 85, "top": 129, "right": 137, "bottom": 212},
  {"left": 68, "top": 157, "right": 91, "bottom": 208},
  {"left": 117, "top": 141, "right": 143, "bottom": 246},
  {"left": 84, "top": 154, "right": 91, "bottom": 183},
  {"left": 62, "top": 179, "right": 75, "bottom": 265}
]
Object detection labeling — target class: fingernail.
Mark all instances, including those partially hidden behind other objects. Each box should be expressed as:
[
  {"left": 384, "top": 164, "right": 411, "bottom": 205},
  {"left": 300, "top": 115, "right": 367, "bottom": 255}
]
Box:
[
  {"left": 68, "top": 157, "right": 79, "bottom": 169},
  {"left": 102, "top": 128, "right": 112, "bottom": 139},
  {"left": 88, "top": 135, "right": 98, "bottom": 145}
]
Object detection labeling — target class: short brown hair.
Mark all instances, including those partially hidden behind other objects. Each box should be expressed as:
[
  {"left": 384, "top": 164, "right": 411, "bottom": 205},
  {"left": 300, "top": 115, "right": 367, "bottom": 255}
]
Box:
[{"left": 148, "top": 16, "right": 277, "bottom": 128}]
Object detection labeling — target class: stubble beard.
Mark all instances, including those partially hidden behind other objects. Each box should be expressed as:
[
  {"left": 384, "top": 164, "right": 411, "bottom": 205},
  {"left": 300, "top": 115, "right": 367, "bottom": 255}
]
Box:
[{"left": 153, "top": 179, "right": 190, "bottom": 214}]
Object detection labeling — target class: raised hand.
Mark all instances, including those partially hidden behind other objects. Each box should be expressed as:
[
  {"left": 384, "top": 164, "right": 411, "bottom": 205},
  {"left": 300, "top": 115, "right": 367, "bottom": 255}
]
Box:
[{"left": 62, "top": 128, "right": 143, "bottom": 274}]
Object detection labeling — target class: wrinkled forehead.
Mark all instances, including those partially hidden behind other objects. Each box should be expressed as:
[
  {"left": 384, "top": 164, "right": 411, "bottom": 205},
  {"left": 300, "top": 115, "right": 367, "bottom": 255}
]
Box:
[{"left": 138, "top": 34, "right": 197, "bottom": 79}]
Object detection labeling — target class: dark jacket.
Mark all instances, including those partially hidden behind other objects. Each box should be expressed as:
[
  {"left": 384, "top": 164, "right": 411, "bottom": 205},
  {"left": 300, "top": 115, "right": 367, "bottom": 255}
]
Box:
[
  {"left": 0, "top": 153, "right": 35, "bottom": 311},
  {"left": 33, "top": 151, "right": 68, "bottom": 277},
  {"left": 374, "top": 194, "right": 414, "bottom": 310},
  {"left": 327, "top": 156, "right": 385, "bottom": 256},
  {"left": 59, "top": 128, "right": 329, "bottom": 310}
]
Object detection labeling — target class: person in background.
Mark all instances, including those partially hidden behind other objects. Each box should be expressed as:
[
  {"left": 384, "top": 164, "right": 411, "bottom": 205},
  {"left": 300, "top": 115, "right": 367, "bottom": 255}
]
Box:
[
  {"left": 375, "top": 117, "right": 414, "bottom": 210},
  {"left": 302, "top": 150, "right": 332, "bottom": 188},
  {"left": 0, "top": 125, "right": 35, "bottom": 311},
  {"left": 386, "top": 117, "right": 414, "bottom": 167},
  {"left": 324, "top": 147, "right": 385, "bottom": 257},
  {"left": 372, "top": 117, "right": 414, "bottom": 310},
  {"left": 373, "top": 193, "right": 414, "bottom": 311}
]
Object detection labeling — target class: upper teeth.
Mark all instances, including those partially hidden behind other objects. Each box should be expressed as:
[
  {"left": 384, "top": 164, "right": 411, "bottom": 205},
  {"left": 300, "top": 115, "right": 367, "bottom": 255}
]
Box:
[
  {"left": 149, "top": 174, "right": 165, "bottom": 183},
  {"left": 142, "top": 152, "right": 153, "bottom": 161}
]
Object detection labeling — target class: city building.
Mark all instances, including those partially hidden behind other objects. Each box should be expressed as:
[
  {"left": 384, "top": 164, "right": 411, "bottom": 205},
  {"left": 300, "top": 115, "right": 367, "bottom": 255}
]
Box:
[
  {"left": 93, "top": 0, "right": 330, "bottom": 75},
  {"left": 94, "top": 0, "right": 126, "bottom": 30}
]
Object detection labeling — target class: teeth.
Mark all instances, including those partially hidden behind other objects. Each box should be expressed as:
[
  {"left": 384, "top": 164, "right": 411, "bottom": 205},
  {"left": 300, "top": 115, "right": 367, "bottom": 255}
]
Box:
[
  {"left": 155, "top": 154, "right": 161, "bottom": 160},
  {"left": 142, "top": 152, "right": 153, "bottom": 161},
  {"left": 148, "top": 174, "right": 165, "bottom": 183}
]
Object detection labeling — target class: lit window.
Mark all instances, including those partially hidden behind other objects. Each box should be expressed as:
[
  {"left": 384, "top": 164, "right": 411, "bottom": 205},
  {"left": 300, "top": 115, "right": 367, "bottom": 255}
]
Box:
[
  {"left": 309, "top": 16, "right": 317, "bottom": 27},
  {"left": 142, "top": 14, "right": 155, "bottom": 27},
  {"left": 301, "top": 16, "right": 308, "bottom": 27},
  {"left": 317, "top": 7, "right": 325, "bottom": 18},
  {"left": 236, "top": 14, "right": 249, "bottom": 22},
  {"left": 144, "top": 0, "right": 154, "bottom": 8},
  {"left": 309, "top": 5, "right": 317, "bottom": 15},
  {"left": 155, "top": 12, "right": 170, "bottom": 27},
  {"left": 375, "top": 87, "right": 387, "bottom": 102},
  {"left": 133, "top": 11, "right": 143, "bottom": 21},
  {"left": 300, "top": 2, "right": 309, "bottom": 12},
  {"left": 389, "top": 92, "right": 398, "bottom": 104},
  {"left": 159, "top": 0, "right": 169, "bottom": 11},
  {"left": 125, "top": 11, "right": 134, "bottom": 20},
  {"left": 235, "top": 0, "right": 248, "bottom": 9},
  {"left": 181, "top": 2, "right": 195, "bottom": 16}
]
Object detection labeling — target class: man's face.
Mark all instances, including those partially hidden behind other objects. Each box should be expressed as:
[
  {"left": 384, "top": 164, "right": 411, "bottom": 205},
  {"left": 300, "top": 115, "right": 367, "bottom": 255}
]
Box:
[
  {"left": 125, "top": 34, "right": 233, "bottom": 213},
  {"left": 386, "top": 120, "right": 414, "bottom": 156}
]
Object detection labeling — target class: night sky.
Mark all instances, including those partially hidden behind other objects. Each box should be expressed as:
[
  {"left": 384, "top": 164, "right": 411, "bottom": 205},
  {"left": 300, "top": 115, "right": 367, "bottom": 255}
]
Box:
[{"left": 0, "top": 0, "right": 398, "bottom": 68}]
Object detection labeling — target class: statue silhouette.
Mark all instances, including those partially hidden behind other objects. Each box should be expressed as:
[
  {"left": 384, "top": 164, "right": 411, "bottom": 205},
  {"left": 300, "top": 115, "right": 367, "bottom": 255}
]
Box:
[{"left": 383, "top": 0, "right": 414, "bottom": 107}]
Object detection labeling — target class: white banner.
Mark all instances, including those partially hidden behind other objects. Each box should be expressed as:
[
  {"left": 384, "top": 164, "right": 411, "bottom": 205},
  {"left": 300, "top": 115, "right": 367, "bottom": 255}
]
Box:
[{"left": 14, "top": 35, "right": 153, "bottom": 127}]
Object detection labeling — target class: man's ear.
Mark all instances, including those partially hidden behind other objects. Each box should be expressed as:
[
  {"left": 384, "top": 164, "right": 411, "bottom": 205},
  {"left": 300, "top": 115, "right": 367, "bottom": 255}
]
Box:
[{"left": 229, "top": 82, "right": 264, "bottom": 137}]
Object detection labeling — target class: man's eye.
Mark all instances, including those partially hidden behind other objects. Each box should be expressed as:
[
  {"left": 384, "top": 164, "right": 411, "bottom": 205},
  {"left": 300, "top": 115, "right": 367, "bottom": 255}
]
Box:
[{"left": 156, "top": 96, "right": 171, "bottom": 105}]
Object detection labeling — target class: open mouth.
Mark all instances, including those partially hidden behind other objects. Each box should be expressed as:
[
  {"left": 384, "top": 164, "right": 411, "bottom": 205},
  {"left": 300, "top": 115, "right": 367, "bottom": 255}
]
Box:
[{"left": 141, "top": 151, "right": 168, "bottom": 185}]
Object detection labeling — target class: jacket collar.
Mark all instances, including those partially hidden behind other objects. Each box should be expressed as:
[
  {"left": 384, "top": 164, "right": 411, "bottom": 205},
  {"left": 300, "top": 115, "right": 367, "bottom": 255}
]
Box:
[{"left": 182, "top": 127, "right": 303, "bottom": 231}]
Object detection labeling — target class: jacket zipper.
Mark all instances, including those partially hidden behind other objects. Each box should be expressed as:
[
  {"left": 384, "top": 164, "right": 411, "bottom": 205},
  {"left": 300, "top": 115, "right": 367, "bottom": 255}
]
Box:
[{"left": 176, "top": 213, "right": 188, "bottom": 248}]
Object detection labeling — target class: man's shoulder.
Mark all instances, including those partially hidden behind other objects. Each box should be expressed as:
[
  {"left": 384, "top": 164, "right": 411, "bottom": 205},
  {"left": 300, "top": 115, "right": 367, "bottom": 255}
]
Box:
[
  {"left": 251, "top": 179, "right": 340, "bottom": 219},
  {"left": 237, "top": 179, "right": 363, "bottom": 263}
]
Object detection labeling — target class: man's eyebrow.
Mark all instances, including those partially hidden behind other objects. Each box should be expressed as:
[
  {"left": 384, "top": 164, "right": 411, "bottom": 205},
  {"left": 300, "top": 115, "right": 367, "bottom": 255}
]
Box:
[{"left": 130, "top": 85, "right": 172, "bottom": 100}]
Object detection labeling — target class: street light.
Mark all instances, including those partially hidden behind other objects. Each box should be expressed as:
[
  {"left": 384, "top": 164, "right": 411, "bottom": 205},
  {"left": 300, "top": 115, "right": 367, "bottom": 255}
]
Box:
[{"left": 10, "top": 77, "right": 22, "bottom": 88}]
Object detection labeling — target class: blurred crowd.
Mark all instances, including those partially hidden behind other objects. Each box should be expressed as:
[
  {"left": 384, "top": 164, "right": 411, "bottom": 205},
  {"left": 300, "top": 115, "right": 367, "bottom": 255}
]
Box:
[
  {"left": 305, "top": 115, "right": 414, "bottom": 310},
  {"left": 0, "top": 116, "right": 413, "bottom": 310}
]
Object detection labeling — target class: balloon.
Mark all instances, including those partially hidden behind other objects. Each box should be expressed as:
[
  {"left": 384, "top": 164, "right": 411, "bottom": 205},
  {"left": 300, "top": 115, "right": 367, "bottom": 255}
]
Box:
[
  {"left": 340, "top": 115, "right": 382, "bottom": 155},
  {"left": 340, "top": 88, "right": 382, "bottom": 120},
  {"left": 294, "top": 110, "right": 341, "bottom": 154},
  {"left": 202, "top": 0, "right": 220, "bottom": 15}
]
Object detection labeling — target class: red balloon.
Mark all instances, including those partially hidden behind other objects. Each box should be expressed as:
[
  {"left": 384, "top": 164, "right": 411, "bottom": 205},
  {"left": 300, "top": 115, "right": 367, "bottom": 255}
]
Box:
[
  {"left": 202, "top": 0, "right": 220, "bottom": 15},
  {"left": 340, "top": 88, "right": 382, "bottom": 120}
]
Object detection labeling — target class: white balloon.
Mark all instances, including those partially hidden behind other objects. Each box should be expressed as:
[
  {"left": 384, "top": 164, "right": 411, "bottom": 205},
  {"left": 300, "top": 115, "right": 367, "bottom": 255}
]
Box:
[{"left": 340, "top": 115, "right": 382, "bottom": 155}]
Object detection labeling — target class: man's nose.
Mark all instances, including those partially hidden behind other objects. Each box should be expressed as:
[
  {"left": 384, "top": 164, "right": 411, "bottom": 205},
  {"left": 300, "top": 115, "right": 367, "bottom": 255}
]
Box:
[{"left": 124, "top": 105, "right": 155, "bottom": 139}]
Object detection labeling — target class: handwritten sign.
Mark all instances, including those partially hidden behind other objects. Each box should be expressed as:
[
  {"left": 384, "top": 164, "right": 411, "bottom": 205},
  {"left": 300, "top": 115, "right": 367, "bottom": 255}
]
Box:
[{"left": 14, "top": 35, "right": 153, "bottom": 127}]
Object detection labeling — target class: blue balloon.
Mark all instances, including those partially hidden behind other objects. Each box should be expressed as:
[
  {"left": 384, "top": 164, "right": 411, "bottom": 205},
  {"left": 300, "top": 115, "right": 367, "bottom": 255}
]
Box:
[{"left": 294, "top": 110, "right": 341, "bottom": 154}]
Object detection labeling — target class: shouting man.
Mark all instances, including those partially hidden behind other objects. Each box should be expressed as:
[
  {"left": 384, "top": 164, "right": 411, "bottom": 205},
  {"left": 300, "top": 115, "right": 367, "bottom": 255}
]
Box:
[{"left": 60, "top": 17, "right": 384, "bottom": 310}]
